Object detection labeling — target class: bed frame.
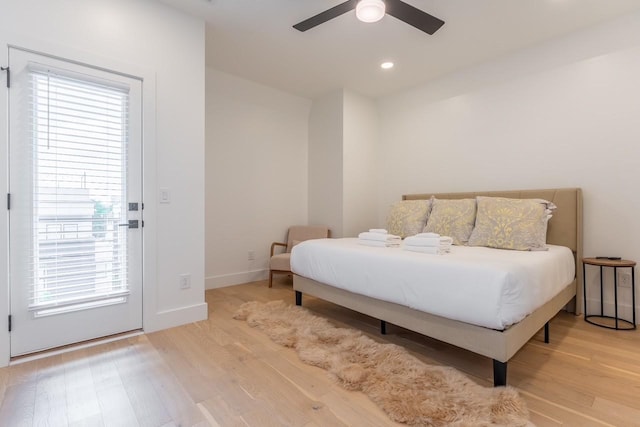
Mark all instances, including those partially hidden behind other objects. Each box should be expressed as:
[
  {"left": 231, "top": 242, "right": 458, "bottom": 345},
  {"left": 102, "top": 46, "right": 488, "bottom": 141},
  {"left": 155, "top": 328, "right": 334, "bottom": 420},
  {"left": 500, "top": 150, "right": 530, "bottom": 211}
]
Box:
[{"left": 294, "top": 188, "right": 583, "bottom": 386}]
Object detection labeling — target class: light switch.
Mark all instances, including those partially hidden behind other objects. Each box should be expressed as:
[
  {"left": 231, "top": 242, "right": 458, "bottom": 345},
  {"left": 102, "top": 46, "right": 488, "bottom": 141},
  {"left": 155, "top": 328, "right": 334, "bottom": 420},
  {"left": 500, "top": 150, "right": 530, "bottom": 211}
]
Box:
[{"left": 160, "top": 187, "right": 170, "bottom": 204}]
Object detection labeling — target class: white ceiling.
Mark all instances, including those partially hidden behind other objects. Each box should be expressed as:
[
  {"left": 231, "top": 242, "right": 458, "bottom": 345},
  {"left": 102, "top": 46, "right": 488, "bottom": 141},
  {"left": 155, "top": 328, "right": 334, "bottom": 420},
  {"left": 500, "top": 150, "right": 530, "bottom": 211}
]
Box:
[{"left": 159, "top": 0, "right": 640, "bottom": 99}]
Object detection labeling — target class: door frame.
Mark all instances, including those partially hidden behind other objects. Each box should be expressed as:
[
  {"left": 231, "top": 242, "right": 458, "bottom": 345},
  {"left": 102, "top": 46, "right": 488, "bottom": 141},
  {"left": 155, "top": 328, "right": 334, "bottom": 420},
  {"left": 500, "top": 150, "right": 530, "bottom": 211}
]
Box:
[
  {"left": 8, "top": 47, "right": 145, "bottom": 356},
  {"left": 0, "top": 36, "right": 158, "bottom": 366}
]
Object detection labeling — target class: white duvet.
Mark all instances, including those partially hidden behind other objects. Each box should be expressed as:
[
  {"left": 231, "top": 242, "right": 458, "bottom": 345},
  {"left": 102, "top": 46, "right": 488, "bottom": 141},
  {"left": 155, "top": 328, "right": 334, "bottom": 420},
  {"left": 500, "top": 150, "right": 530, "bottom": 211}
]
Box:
[{"left": 290, "top": 238, "right": 575, "bottom": 330}]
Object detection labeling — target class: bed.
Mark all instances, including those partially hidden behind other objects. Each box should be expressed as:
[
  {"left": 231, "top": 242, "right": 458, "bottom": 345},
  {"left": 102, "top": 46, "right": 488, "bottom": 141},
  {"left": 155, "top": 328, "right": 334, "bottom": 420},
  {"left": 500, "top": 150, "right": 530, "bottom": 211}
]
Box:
[{"left": 291, "top": 188, "right": 583, "bottom": 386}]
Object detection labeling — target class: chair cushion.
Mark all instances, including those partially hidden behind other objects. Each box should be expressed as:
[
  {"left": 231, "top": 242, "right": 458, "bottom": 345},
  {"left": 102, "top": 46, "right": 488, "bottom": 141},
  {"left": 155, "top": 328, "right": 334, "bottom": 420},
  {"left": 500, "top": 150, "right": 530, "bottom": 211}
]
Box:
[
  {"left": 287, "top": 225, "right": 329, "bottom": 253},
  {"left": 270, "top": 253, "right": 291, "bottom": 271}
]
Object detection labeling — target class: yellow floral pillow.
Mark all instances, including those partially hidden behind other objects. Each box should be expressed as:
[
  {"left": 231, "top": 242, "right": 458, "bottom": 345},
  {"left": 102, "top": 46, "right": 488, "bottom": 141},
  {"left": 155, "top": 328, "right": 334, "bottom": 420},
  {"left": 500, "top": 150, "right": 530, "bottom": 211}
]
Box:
[
  {"left": 423, "top": 198, "right": 477, "bottom": 245},
  {"left": 468, "top": 197, "right": 550, "bottom": 251},
  {"left": 386, "top": 200, "right": 432, "bottom": 238}
]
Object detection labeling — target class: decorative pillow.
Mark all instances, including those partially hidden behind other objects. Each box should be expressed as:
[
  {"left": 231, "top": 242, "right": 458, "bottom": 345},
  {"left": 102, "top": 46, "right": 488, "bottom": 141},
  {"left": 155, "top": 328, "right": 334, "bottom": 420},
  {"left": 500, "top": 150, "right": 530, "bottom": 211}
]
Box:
[
  {"left": 468, "top": 197, "right": 551, "bottom": 251},
  {"left": 423, "top": 198, "right": 477, "bottom": 245},
  {"left": 386, "top": 199, "right": 432, "bottom": 239}
]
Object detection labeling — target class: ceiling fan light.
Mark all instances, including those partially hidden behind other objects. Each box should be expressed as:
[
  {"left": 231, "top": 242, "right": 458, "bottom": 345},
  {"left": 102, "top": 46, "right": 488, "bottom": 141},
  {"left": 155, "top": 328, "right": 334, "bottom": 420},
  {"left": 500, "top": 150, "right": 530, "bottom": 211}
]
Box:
[{"left": 356, "top": 0, "right": 386, "bottom": 23}]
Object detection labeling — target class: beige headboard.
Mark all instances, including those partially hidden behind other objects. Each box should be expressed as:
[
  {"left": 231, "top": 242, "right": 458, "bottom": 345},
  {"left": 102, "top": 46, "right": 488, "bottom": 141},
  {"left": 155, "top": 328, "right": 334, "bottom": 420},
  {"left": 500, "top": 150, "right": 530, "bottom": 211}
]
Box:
[{"left": 403, "top": 188, "right": 584, "bottom": 313}]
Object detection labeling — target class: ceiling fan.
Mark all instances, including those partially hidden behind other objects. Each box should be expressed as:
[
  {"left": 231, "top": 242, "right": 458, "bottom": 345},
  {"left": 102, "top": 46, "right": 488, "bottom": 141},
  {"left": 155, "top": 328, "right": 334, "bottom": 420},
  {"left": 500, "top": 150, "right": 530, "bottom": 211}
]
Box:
[{"left": 293, "top": 0, "right": 445, "bottom": 35}]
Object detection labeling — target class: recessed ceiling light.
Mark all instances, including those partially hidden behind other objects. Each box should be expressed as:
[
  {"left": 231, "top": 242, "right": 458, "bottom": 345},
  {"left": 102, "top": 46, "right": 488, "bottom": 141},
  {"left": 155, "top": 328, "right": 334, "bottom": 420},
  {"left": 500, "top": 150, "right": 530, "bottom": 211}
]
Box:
[{"left": 380, "top": 62, "right": 394, "bottom": 70}]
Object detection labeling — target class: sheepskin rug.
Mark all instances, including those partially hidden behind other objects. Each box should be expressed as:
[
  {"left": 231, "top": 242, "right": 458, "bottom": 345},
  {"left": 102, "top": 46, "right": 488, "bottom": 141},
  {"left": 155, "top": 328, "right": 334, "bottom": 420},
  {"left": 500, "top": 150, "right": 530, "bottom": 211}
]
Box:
[{"left": 234, "top": 300, "right": 530, "bottom": 427}]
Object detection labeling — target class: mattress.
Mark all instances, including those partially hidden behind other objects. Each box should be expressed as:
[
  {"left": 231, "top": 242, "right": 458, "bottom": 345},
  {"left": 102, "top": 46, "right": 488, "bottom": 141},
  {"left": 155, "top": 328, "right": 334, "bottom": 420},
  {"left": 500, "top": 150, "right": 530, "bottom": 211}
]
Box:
[{"left": 290, "top": 238, "right": 575, "bottom": 330}]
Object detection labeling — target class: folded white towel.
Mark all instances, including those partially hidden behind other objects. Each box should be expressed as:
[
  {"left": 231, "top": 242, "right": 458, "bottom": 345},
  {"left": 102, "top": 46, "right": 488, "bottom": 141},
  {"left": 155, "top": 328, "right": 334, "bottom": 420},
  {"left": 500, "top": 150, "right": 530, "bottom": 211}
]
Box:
[
  {"left": 414, "top": 232, "right": 440, "bottom": 238},
  {"left": 404, "top": 236, "right": 440, "bottom": 247},
  {"left": 369, "top": 228, "right": 388, "bottom": 234},
  {"left": 359, "top": 240, "right": 400, "bottom": 248},
  {"left": 404, "top": 235, "right": 453, "bottom": 247},
  {"left": 403, "top": 245, "right": 448, "bottom": 255},
  {"left": 358, "top": 232, "right": 401, "bottom": 242}
]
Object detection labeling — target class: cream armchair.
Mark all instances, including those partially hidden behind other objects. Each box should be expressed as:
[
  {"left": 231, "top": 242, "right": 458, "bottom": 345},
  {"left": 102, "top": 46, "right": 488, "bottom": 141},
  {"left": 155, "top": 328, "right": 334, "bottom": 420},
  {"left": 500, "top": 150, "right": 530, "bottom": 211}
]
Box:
[{"left": 269, "top": 225, "right": 330, "bottom": 287}]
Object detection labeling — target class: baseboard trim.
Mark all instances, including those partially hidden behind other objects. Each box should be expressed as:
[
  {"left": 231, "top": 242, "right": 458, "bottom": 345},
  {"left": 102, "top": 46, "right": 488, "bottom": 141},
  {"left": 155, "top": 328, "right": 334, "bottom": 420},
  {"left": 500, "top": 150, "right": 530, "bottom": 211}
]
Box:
[
  {"left": 145, "top": 302, "right": 209, "bottom": 333},
  {"left": 206, "top": 269, "right": 268, "bottom": 289},
  {"left": 0, "top": 333, "right": 8, "bottom": 367}
]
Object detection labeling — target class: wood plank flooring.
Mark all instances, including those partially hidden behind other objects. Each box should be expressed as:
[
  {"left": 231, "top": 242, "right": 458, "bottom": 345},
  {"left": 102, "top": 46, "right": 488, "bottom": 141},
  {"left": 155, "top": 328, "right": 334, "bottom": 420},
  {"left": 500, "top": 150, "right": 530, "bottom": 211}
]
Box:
[{"left": 1, "top": 277, "right": 640, "bottom": 426}]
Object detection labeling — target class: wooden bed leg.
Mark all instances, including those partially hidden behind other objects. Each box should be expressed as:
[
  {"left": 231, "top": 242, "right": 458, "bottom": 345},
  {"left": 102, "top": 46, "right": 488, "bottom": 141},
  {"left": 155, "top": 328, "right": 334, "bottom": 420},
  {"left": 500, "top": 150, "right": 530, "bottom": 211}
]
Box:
[
  {"left": 295, "top": 291, "right": 302, "bottom": 306},
  {"left": 544, "top": 322, "right": 550, "bottom": 344},
  {"left": 493, "top": 360, "right": 507, "bottom": 387},
  {"left": 380, "top": 320, "right": 387, "bottom": 335}
]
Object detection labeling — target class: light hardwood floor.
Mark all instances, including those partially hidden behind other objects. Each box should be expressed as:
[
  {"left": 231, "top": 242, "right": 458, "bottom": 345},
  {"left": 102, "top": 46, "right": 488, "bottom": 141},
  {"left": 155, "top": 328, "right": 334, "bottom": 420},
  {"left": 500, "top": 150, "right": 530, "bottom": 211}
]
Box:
[{"left": 1, "top": 277, "right": 640, "bottom": 426}]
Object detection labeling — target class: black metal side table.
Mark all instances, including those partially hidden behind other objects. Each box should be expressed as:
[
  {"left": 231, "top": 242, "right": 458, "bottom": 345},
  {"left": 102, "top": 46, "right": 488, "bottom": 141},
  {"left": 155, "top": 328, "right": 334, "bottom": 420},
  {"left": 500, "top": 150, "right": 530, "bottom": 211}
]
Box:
[{"left": 582, "top": 257, "right": 636, "bottom": 330}]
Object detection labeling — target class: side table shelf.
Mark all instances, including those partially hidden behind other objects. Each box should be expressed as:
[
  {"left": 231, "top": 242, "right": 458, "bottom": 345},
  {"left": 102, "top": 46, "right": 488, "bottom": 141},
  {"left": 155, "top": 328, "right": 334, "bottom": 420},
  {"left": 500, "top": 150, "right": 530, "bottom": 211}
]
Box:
[{"left": 582, "top": 257, "right": 636, "bottom": 330}]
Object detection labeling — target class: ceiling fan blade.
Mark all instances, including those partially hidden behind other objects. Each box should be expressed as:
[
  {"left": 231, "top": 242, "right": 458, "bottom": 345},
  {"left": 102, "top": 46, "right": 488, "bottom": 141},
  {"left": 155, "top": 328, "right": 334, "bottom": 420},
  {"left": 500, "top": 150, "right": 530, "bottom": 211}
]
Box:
[
  {"left": 385, "top": 0, "right": 445, "bottom": 35},
  {"left": 293, "top": 0, "right": 358, "bottom": 32}
]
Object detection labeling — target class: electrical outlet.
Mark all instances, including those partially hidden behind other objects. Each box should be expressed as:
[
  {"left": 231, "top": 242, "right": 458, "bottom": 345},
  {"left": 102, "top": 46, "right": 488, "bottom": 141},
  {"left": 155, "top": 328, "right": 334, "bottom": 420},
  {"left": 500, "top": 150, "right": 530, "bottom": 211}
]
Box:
[
  {"left": 179, "top": 273, "right": 191, "bottom": 289},
  {"left": 618, "top": 271, "right": 632, "bottom": 288},
  {"left": 248, "top": 250, "right": 255, "bottom": 261}
]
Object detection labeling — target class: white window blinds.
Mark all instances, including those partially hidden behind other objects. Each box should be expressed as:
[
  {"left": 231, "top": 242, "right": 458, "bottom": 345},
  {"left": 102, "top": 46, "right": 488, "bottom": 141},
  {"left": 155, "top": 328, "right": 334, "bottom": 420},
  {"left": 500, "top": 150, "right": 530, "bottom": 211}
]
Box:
[{"left": 26, "top": 66, "right": 131, "bottom": 314}]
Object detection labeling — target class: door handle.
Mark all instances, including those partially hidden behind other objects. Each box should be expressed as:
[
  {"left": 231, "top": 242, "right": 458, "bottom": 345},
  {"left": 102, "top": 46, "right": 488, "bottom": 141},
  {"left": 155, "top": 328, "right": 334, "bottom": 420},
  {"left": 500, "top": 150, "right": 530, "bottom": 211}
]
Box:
[{"left": 118, "top": 220, "right": 139, "bottom": 229}]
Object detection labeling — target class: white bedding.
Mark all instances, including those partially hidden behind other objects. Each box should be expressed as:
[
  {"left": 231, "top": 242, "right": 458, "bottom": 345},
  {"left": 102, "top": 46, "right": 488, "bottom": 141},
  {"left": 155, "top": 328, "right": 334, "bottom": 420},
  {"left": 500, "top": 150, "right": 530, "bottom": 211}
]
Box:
[{"left": 290, "top": 238, "right": 575, "bottom": 330}]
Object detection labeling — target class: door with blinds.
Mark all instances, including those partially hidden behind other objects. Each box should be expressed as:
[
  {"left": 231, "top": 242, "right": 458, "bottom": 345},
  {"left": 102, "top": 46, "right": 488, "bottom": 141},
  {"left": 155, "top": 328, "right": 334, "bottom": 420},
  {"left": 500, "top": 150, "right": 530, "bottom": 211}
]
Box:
[{"left": 8, "top": 48, "right": 143, "bottom": 356}]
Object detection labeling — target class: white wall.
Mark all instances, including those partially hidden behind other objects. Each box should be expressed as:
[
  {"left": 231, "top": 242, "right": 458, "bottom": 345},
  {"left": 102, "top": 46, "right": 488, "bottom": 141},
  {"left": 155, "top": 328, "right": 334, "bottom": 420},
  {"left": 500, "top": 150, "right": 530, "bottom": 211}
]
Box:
[
  {"left": 307, "top": 89, "right": 380, "bottom": 238},
  {"left": 343, "top": 91, "right": 380, "bottom": 237},
  {"left": 308, "top": 90, "right": 345, "bottom": 237},
  {"left": 0, "top": 0, "right": 207, "bottom": 365},
  {"left": 377, "top": 12, "right": 640, "bottom": 320},
  {"left": 205, "top": 69, "right": 311, "bottom": 288}
]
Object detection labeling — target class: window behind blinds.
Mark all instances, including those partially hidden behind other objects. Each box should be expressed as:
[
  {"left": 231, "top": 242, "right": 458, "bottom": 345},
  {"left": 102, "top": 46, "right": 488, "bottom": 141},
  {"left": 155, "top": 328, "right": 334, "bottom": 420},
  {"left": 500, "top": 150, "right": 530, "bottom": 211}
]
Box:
[{"left": 26, "top": 66, "right": 131, "bottom": 316}]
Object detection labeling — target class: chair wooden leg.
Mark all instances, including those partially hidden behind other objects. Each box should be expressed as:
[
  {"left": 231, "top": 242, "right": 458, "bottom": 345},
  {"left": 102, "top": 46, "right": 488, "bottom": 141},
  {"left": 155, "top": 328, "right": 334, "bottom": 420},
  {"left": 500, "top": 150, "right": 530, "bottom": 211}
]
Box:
[{"left": 269, "top": 270, "right": 273, "bottom": 288}]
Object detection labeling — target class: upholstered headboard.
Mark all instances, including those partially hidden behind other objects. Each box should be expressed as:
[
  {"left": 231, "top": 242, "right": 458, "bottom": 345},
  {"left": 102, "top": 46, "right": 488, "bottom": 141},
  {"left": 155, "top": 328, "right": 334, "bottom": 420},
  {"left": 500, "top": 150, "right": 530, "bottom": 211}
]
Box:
[{"left": 403, "top": 188, "right": 584, "bottom": 313}]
